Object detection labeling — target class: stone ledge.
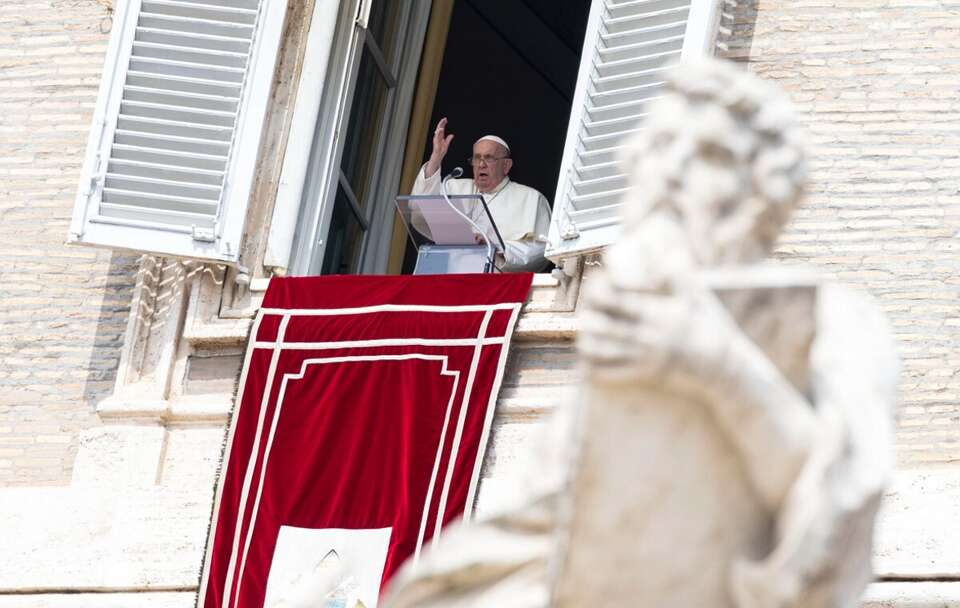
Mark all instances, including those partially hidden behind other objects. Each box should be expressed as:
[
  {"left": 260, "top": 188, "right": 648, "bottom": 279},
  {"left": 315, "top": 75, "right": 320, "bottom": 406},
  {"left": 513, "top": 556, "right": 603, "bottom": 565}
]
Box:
[
  {"left": 875, "top": 469, "right": 960, "bottom": 578},
  {"left": 513, "top": 312, "right": 577, "bottom": 340},
  {"left": 0, "top": 592, "right": 196, "bottom": 608},
  {"left": 97, "top": 395, "right": 168, "bottom": 419},
  {"left": 167, "top": 395, "right": 234, "bottom": 422},
  {"left": 96, "top": 393, "right": 233, "bottom": 424},
  {"left": 0, "top": 582, "right": 955, "bottom": 607},
  {"left": 496, "top": 389, "right": 571, "bottom": 419},
  {"left": 863, "top": 581, "right": 960, "bottom": 607},
  {"left": 182, "top": 316, "right": 253, "bottom": 347}
]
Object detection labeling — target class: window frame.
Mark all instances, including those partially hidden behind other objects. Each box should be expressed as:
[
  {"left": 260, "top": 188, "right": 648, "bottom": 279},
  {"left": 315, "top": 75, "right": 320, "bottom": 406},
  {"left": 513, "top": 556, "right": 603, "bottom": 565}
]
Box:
[
  {"left": 278, "top": 0, "right": 431, "bottom": 277},
  {"left": 323, "top": 23, "right": 400, "bottom": 275}
]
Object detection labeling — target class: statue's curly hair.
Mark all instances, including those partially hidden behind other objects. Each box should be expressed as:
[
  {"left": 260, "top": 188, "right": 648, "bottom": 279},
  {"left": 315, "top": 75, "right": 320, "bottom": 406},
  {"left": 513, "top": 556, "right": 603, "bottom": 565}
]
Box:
[
  {"left": 671, "top": 59, "right": 805, "bottom": 207},
  {"left": 623, "top": 58, "right": 806, "bottom": 239}
]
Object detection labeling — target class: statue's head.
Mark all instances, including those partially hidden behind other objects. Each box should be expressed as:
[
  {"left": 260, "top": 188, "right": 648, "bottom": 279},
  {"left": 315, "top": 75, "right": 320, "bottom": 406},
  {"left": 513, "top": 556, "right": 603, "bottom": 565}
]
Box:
[{"left": 622, "top": 58, "right": 806, "bottom": 265}]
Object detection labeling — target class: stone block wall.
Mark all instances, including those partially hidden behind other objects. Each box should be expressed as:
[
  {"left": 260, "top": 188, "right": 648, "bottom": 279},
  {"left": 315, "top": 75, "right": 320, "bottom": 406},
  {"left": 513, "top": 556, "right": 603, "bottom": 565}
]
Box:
[
  {"left": 0, "top": 0, "right": 138, "bottom": 486},
  {"left": 722, "top": 0, "right": 960, "bottom": 467}
]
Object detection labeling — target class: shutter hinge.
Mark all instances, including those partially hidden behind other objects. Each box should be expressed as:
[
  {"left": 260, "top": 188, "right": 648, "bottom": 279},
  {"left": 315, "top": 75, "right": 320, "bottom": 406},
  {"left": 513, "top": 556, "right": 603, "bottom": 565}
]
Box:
[
  {"left": 191, "top": 226, "right": 216, "bottom": 242},
  {"left": 83, "top": 173, "right": 104, "bottom": 200},
  {"left": 83, "top": 148, "right": 106, "bottom": 200},
  {"left": 559, "top": 208, "right": 580, "bottom": 240}
]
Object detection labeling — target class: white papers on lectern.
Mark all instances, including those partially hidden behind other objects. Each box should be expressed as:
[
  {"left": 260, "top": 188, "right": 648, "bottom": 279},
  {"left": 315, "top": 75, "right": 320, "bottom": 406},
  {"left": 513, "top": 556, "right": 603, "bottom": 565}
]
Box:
[
  {"left": 397, "top": 195, "right": 503, "bottom": 252},
  {"left": 412, "top": 198, "right": 477, "bottom": 245}
]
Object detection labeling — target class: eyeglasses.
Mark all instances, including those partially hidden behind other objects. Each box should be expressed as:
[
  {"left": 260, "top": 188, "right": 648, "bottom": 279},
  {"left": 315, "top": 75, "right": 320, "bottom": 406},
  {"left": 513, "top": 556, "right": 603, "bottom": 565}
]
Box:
[{"left": 468, "top": 155, "right": 508, "bottom": 166}]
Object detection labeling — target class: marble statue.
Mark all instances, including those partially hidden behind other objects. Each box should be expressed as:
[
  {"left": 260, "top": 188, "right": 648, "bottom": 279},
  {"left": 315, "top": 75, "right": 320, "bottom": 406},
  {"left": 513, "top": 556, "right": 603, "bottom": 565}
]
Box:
[{"left": 382, "top": 57, "right": 899, "bottom": 608}]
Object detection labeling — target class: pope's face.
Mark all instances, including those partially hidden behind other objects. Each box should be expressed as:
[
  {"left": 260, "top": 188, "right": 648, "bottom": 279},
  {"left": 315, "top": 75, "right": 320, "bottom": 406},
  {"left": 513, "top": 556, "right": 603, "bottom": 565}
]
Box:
[{"left": 472, "top": 140, "right": 512, "bottom": 193}]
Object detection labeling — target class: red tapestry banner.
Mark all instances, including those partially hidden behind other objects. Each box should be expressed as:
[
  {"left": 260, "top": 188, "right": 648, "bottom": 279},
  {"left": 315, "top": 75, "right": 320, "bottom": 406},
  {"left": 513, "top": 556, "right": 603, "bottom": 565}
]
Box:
[{"left": 199, "top": 273, "right": 533, "bottom": 608}]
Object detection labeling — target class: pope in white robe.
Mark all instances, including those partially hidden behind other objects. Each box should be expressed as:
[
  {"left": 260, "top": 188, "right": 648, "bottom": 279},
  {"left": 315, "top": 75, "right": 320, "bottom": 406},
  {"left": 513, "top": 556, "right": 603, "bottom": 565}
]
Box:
[{"left": 411, "top": 120, "right": 552, "bottom": 272}]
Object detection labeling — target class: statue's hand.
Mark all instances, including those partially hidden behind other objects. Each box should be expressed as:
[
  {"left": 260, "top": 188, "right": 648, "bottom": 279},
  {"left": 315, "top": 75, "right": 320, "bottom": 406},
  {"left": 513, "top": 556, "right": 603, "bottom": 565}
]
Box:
[{"left": 578, "top": 270, "right": 738, "bottom": 395}]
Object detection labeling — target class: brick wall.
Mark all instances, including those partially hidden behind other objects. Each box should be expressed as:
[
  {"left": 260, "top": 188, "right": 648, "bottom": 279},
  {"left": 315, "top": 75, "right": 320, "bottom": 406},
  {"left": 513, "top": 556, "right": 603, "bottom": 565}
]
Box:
[
  {"left": 0, "top": 0, "right": 137, "bottom": 485},
  {"left": 722, "top": 0, "right": 960, "bottom": 466}
]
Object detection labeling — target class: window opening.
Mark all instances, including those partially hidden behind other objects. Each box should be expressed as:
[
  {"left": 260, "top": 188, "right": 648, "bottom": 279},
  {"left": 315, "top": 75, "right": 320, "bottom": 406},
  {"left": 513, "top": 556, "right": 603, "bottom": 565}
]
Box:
[{"left": 399, "top": 0, "right": 591, "bottom": 273}]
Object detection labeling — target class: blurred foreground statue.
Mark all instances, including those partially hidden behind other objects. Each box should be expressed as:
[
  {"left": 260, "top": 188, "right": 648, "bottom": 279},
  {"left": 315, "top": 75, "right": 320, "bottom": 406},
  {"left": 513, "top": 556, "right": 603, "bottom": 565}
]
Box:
[{"left": 382, "top": 58, "right": 898, "bottom": 608}]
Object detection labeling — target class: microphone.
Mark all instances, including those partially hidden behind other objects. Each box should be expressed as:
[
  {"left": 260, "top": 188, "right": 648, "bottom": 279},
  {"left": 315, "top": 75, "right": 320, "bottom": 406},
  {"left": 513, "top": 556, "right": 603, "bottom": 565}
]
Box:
[
  {"left": 439, "top": 166, "right": 494, "bottom": 271},
  {"left": 445, "top": 166, "right": 464, "bottom": 181}
]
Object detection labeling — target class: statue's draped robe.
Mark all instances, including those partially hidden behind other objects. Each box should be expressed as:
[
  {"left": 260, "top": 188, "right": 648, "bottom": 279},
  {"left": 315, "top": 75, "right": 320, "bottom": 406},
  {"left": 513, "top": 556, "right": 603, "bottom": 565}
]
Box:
[{"left": 383, "top": 281, "right": 897, "bottom": 608}]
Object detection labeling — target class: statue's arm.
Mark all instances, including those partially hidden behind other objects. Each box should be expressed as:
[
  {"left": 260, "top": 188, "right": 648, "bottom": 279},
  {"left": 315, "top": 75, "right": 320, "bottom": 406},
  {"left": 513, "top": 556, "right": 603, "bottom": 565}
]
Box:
[
  {"left": 699, "top": 325, "right": 817, "bottom": 511},
  {"left": 580, "top": 272, "right": 817, "bottom": 512}
]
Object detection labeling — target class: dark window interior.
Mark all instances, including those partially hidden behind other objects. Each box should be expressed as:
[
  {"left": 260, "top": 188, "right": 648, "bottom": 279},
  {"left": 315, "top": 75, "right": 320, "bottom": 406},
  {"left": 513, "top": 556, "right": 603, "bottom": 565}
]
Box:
[
  {"left": 426, "top": 0, "right": 590, "bottom": 198},
  {"left": 403, "top": 0, "right": 591, "bottom": 272}
]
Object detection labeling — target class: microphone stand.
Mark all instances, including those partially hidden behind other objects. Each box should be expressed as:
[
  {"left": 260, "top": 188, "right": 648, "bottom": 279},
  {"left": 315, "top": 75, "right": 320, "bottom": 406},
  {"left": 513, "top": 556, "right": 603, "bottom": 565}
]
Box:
[{"left": 440, "top": 167, "right": 496, "bottom": 273}]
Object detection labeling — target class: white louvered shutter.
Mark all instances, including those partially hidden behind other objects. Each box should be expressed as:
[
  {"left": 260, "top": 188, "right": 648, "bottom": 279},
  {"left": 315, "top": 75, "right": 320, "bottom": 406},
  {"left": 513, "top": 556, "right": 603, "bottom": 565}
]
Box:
[
  {"left": 69, "top": 0, "right": 288, "bottom": 263},
  {"left": 546, "top": 0, "right": 720, "bottom": 261}
]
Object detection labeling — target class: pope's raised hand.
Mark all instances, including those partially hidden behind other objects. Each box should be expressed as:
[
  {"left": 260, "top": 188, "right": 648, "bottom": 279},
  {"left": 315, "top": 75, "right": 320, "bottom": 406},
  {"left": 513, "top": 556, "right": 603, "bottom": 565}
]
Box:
[{"left": 426, "top": 118, "right": 454, "bottom": 177}]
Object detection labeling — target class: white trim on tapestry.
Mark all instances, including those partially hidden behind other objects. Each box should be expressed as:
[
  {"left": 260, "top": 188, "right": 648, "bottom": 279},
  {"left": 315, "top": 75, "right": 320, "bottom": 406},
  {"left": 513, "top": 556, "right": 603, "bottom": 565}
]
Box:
[
  {"left": 414, "top": 362, "right": 463, "bottom": 565},
  {"left": 222, "top": 314, "right": 292, "bottom": 608},
  {"left": 251, "top": 337, "right": 507, "bottom": 350},
  {"left": 258, "top": 302, "right": 519, "bottom": 315},
  {"left": 431, "top": 310, "right": 493, "bottom": 547},
  {"left": 233, "top": 353, "right": 460, "bottom": 606},
  {"left": 463, "top": 302, "right": 524, "bottom": 520},
  {"left": 197, "top": 310, "right": 267, "bottom": 605}
]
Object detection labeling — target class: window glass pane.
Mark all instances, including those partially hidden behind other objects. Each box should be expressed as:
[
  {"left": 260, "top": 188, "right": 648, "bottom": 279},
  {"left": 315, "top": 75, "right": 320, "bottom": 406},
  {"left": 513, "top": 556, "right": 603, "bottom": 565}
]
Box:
[
  {"left": 321, "top": 186, "right": 365, "bottom": 275},
  {"left": 366, "top": 0, "right": 401, "bottom": 67},
  {"left": 340, "top": 50, "right": 389, "bottom": 214}
]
